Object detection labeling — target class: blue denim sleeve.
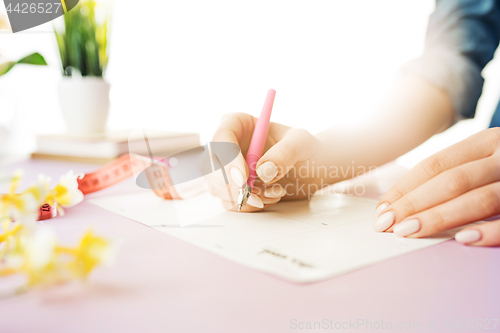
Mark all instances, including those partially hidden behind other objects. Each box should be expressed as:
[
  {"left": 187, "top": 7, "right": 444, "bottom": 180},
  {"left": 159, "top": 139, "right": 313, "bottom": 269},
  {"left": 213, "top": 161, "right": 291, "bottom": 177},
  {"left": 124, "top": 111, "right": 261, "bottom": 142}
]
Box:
[{"left": 400, "top": 0, "right": 500, "bottom": 121}]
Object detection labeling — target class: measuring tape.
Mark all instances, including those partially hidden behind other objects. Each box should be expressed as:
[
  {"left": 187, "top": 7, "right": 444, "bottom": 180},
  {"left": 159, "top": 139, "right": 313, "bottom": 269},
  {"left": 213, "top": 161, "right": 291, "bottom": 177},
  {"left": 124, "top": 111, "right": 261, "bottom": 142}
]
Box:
[{"left": 37, "top": 153, "right": 181, "bottom": 221}]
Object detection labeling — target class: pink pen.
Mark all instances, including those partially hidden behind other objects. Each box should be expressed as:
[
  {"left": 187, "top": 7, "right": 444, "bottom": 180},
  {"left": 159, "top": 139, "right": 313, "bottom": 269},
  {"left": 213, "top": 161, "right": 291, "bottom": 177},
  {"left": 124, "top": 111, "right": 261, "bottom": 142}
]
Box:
[{"left": 237, "top": 89, "right": 276, "bottom": 211}]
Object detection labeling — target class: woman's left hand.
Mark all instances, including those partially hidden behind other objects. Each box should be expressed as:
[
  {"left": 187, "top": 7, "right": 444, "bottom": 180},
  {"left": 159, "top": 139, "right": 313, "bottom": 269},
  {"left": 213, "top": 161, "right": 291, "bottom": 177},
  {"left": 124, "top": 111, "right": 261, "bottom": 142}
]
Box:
[{"left": 373, "top": 128, "right": 500, "bottom": 246}]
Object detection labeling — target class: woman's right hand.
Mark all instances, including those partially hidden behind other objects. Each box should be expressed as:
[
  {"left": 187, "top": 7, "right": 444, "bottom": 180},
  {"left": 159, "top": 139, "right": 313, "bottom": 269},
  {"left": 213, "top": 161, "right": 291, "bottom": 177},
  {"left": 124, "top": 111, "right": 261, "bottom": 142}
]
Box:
[{"left": 208, "top": 112, "right": 320, "bottom": 212}]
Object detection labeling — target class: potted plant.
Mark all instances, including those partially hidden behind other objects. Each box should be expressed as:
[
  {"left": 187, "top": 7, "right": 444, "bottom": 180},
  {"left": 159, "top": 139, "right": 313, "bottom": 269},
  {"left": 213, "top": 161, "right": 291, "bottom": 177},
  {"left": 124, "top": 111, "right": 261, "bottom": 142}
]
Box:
[{"left": 54, "top": 0, "right": 111, "bottom": 136}]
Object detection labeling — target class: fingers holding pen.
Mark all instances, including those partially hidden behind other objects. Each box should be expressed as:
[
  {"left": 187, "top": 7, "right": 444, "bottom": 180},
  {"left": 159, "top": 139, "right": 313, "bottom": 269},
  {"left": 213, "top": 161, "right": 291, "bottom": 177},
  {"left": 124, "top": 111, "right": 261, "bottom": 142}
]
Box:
[
  {"left": 256, "top": 128, "right": 319, "bottom": 184},
  {"left": 216, "top": 180, "right": 287, "bottom": 212},
  {"left": 241, "top": 182, "right": 287, "bottom": 209}
]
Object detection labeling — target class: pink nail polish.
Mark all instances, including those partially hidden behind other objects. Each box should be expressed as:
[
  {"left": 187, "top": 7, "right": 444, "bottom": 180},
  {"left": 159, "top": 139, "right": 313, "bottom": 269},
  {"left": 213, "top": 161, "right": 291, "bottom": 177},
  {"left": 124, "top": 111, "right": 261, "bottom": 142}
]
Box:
[
  {"left": 247, "top": 194, "right": 264, "bottom": 208},
  {"left": 262, "top": 197, "right": 281, "bottom": 204},
  {"left": 455, "top": 229, "right": 481, "bottom": 244},
  {"left": 393, "top": 219, "right": 420, "bottom": 237},
  {"left": 373, "top": 211, "right": 395, "bottom": 232},
  {"left": 230, "top": 167, "right": 245, "bottom": 187},
  {"left": 256, "top": 161, "right": 278, "bottom": 183},
  {"left": 374, "top": 203, "right": 388, "bottom": 219}
]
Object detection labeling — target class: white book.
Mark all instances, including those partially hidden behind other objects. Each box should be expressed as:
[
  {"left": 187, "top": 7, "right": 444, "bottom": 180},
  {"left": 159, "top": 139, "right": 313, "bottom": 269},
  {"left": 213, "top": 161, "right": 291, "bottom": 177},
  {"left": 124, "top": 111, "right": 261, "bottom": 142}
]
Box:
[{"left": 35, "top": 130, "right": 200, "bottom": 159}]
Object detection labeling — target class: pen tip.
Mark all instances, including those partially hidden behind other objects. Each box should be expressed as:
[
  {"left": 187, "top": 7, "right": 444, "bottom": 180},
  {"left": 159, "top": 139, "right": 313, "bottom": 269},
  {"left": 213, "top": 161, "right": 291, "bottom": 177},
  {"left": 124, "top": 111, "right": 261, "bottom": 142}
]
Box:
[{"left": 238, "top": 204, "right": 242, "bottom": 212}]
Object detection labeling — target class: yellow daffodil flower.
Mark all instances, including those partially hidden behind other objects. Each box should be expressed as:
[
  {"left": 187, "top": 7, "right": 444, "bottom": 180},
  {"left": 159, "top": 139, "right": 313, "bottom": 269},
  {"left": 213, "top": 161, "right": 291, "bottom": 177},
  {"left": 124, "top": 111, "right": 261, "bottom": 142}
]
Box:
[
  {"left": 0, "top": 228, "right": 67, "bottom": 287},
  {"left": 57, "top": 230, "right": 114, "bottom": 279},
  {"left": 0, "top": 228, "right": 113, "bottom": 287},
  {"left": 0, "top": 222, "right": 23, "bottom": 259},
  {"left": 45, "top": 171, "right": 84, "bottom": 216},
  {"left": 0, "top": 171, "right": 48, "bottom": 224},
  {"left": 0, "top": 169, "right": 114, "bottom": 291}
]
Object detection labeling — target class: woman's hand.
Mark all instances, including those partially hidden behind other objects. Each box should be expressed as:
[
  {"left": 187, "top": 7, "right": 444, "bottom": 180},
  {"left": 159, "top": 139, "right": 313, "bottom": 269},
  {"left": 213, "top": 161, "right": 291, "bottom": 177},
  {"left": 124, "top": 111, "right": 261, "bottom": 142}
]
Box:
[
  {"left": 209, "top": 112, "right": 320, "bottom": 212},
  {"left": 374, "top": 128, "right": 500, "bottom": 246}
]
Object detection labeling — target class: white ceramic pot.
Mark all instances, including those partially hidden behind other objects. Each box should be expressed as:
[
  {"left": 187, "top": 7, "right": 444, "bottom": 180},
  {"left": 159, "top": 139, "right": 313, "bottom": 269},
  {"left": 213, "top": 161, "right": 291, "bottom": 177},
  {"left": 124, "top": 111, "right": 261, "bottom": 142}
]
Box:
[{"left": 58, "top": 77, "right": 110, "bottom": 135}]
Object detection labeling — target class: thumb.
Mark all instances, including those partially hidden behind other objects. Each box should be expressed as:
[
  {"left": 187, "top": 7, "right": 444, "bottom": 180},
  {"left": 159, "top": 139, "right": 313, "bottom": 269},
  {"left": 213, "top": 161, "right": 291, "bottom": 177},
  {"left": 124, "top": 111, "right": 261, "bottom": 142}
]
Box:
[{"left": 256, "top": 128, "right": 317, "bottom": 184}]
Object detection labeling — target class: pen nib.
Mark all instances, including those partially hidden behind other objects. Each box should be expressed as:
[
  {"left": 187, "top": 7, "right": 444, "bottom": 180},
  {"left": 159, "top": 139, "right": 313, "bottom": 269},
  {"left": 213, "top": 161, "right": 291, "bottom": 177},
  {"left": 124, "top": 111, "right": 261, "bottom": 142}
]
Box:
[{"left": 237, "top": 184, "right": 251, "bottom": 211}]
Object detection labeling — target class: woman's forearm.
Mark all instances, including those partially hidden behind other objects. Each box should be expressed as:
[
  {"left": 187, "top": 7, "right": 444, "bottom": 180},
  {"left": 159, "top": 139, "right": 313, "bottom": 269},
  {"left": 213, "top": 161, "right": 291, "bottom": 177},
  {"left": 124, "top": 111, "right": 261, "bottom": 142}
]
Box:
[{"left": 314, "top": 74, "right": 455, "bottom": 183}]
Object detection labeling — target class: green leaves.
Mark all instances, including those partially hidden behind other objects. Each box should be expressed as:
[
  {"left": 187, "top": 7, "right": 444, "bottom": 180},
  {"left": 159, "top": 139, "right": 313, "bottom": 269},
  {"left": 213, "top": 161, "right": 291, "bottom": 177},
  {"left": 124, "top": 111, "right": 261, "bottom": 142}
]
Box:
[
  {"left": 0, "top": 52, "right": 47, "bottom": 77},
  {"left": 55, "top": 0, "right": 110, "bottom": 77}
]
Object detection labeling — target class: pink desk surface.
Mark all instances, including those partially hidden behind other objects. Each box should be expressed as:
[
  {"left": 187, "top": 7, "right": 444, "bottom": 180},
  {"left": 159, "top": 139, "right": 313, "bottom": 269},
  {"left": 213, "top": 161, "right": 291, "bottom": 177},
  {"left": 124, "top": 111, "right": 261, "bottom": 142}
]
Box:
[{"left": 1, "top": 159, "right": 499, "bottom": 333}]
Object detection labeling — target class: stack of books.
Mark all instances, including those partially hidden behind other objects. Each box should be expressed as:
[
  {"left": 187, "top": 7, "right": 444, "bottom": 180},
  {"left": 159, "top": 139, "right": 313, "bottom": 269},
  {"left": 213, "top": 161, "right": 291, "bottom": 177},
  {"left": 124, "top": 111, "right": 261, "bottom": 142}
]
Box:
[{"left": 33, "top": 130, "right": 200, "bottom": 164}]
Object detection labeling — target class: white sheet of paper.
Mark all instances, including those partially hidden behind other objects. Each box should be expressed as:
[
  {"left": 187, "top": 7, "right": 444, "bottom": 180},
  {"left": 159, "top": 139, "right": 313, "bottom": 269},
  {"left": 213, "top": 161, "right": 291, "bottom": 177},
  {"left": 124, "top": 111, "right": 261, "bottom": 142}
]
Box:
[{"left": 89, "top": 191, "right": 459, "bottom": 283}]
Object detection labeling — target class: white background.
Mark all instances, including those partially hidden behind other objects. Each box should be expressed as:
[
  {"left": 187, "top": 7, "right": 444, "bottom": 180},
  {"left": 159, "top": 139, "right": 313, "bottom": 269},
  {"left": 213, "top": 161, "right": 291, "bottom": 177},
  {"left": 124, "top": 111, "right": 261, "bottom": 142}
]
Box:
[{"left": 0, "top": 0, "right": 499, "bottom": 167}]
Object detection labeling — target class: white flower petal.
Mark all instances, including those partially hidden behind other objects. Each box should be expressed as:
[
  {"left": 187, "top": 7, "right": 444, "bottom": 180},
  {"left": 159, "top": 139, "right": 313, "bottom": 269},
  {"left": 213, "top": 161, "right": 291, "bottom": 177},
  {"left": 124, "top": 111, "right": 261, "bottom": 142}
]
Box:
[
  {"left": 56, "top": 171, "right": 84, "bottom": 207},
  {"left": 24, "top": 228, "right": 57, "bottom": 269},
  {"left": 37, "top": 174, "right": 51, "bottom": 186},
  {"left": 58, "top": 171, "right": 80, "bottom": 190},
  {"left": 20, "top": 192, "right": 38, "bottom": 212}
]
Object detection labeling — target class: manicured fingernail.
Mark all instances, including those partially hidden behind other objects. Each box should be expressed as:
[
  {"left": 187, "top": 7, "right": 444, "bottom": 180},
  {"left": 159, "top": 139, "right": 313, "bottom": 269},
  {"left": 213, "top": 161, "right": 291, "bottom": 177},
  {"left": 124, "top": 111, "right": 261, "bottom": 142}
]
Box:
[
  {"left": 373, "top": 211, "right": 395, "bottom": 232},
  {"left": 230, "top": 167, "right": 245, "bottom": 186},
  {"left": 264, "top": 184, "right": 286, "bottom": 198},
  {"left": 247, "top": 194, "right": 264, "bottom": 208},
  {"left": 455, "top": 229, "right": 481, "bottom": 244},
  {"left": 393, "top": 219, "right": 420, "bottom": 237},
  {"left": 374, "top": 203, "right": 388, "bottom": 219},
  {"left": 256, "top": 161, "right": 278, "bottom": 183},
  {"left": 262, "top": 197, "right": 281, "bottom": 204}
]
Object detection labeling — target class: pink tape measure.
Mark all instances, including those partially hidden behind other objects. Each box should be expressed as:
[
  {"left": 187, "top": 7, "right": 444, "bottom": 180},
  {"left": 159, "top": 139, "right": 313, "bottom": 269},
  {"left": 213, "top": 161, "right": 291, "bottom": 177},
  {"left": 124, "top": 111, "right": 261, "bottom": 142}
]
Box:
[{"left": 37, "top": 154, "right": 180, "bottom": 221}]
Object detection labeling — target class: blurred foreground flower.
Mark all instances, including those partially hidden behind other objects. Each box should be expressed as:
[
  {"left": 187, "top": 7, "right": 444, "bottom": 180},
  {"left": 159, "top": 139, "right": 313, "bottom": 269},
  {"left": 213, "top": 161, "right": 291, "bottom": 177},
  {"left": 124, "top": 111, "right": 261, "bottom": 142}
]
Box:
[
  {"left": 44, "top": 171, "right": 85, "bottom": 215},
  {"left": 0, "top": 170, "right": 84, "bottom": 223},
  {"left": 0, "top": 228, "right": 114, "bottom": 287},
  {"left": 0, "top": 171, "right": 47, "bottom": 224},
  {"left": 0, "top": 222, "right": 23, "bottom": 259},
  {"left": 59, "top": 229, "right": 115, "bottom": 280},
  {"left": 0, "top": 170, "right": 115, "bottom": 292}
]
